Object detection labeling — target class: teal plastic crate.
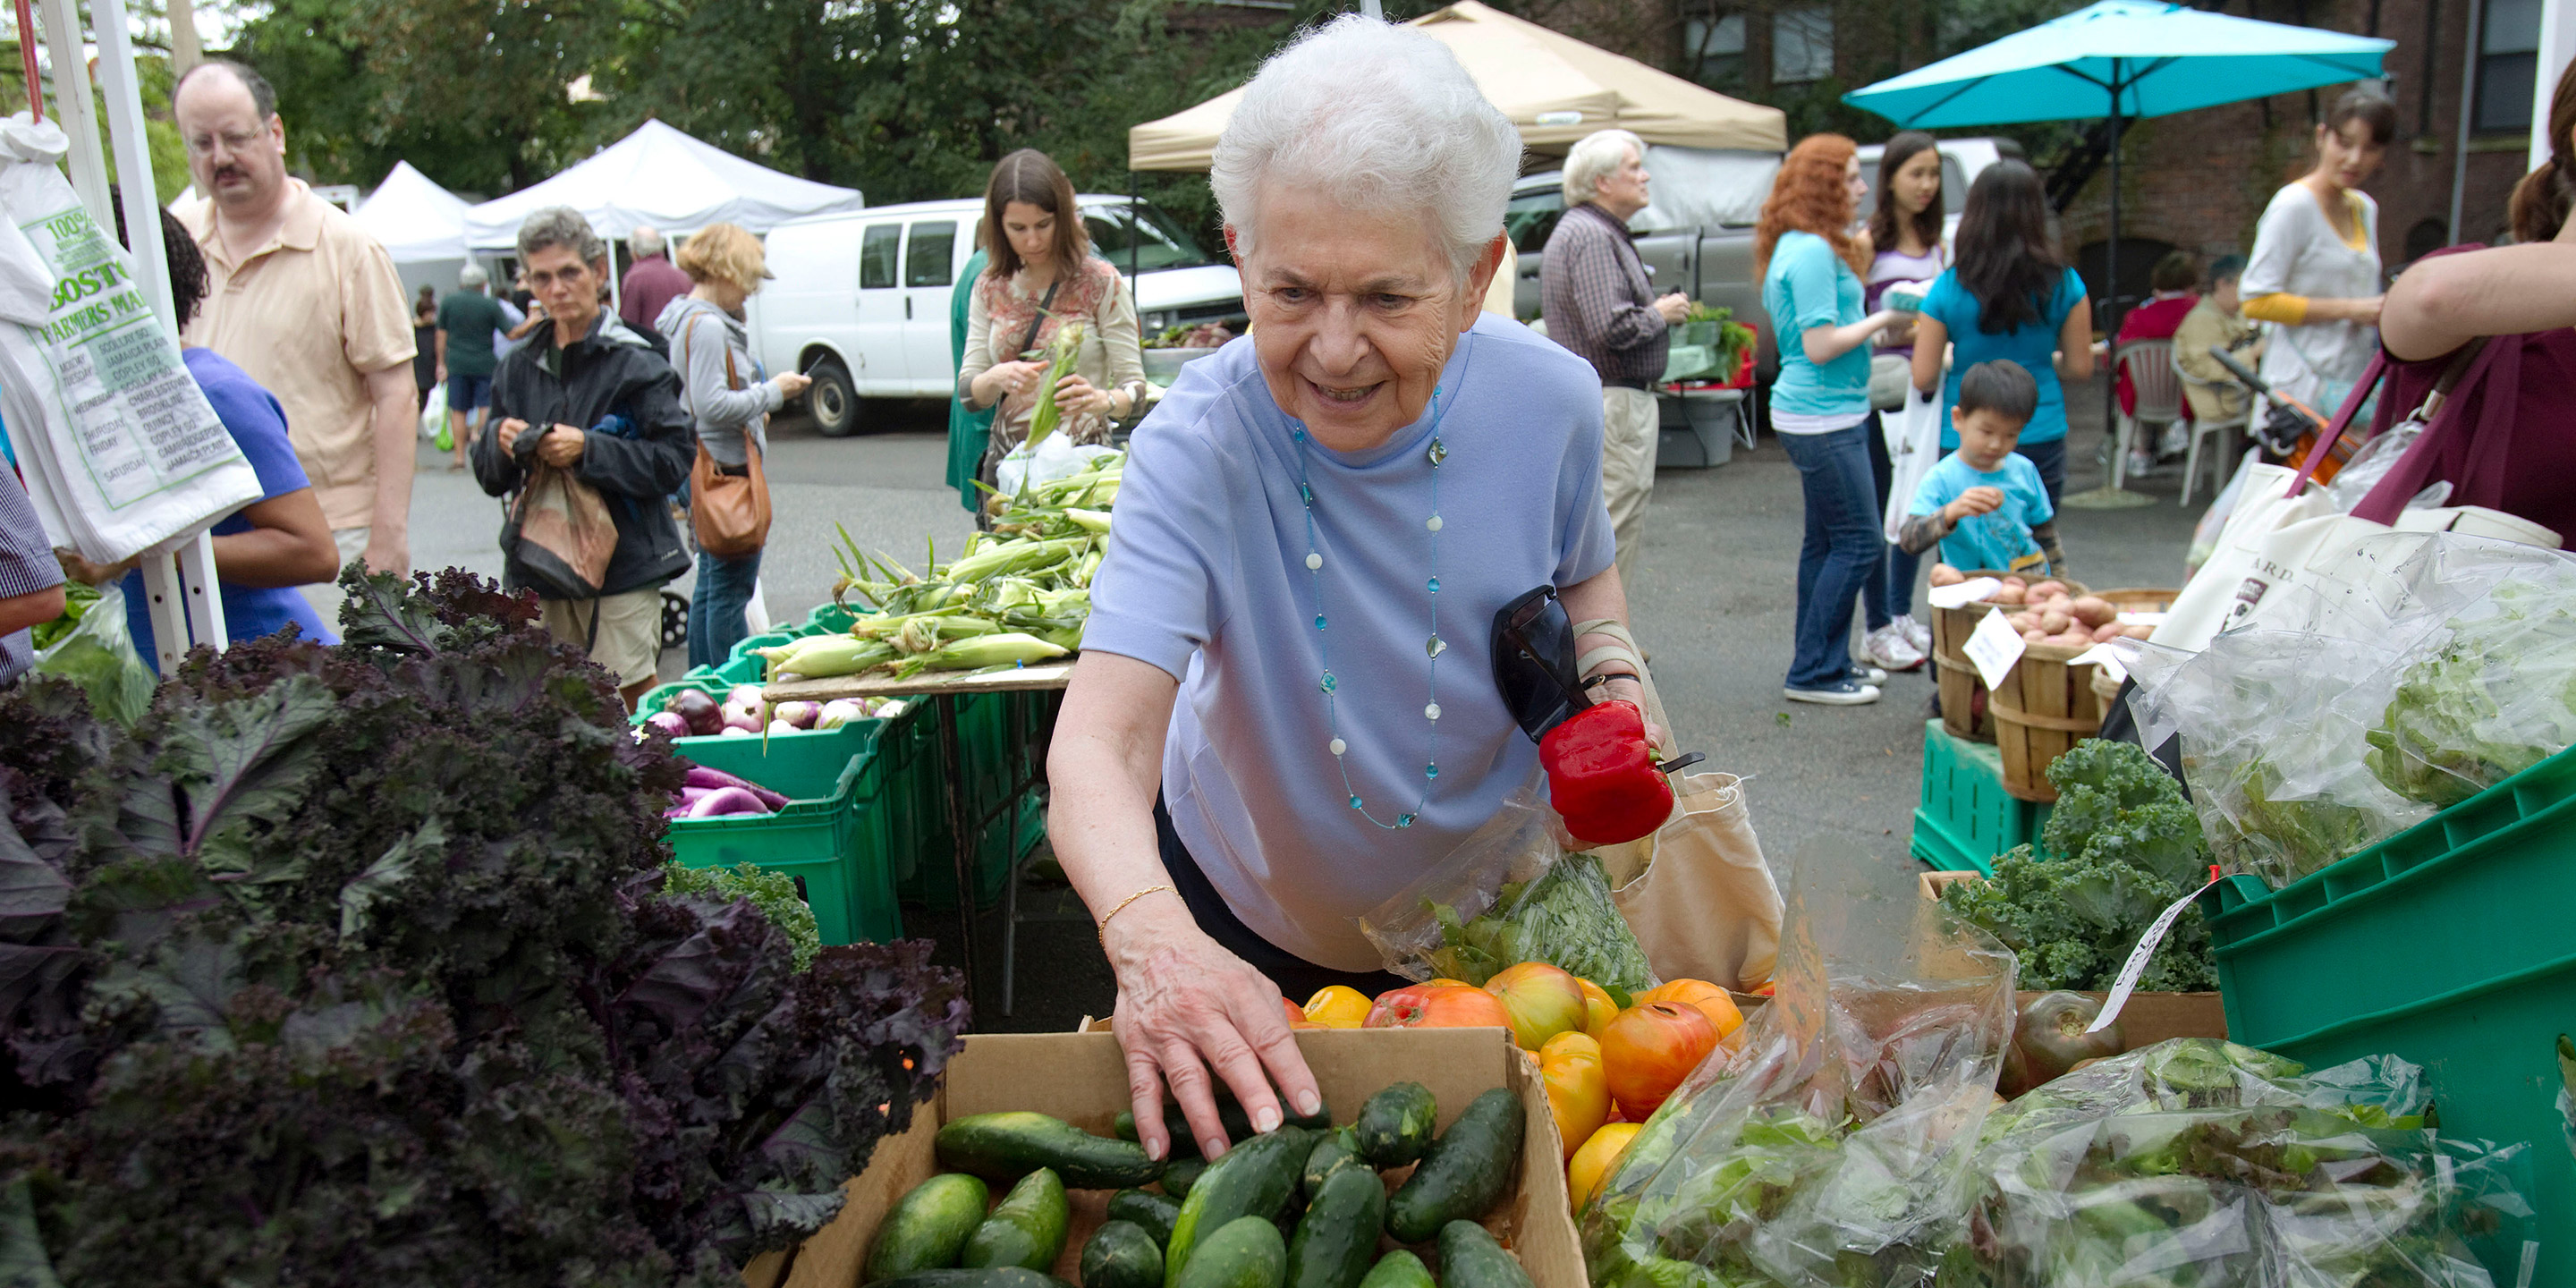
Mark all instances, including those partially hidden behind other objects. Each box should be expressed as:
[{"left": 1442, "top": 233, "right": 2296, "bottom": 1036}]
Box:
[
  {"left": 665, "top": 720, "right": 902, "bottom": 946},
  {"left": 2209, "top": 743, "right": 2576, "bottom": 1284},
  {"left": 801, "top": 602, "right": 867, "bottom": 636},
  {"left": 895, "top": 691, "right": 1054, "bottom": 911},
  {"left": 1911, "top": 720, "right": 2052, "bottom": 876}
]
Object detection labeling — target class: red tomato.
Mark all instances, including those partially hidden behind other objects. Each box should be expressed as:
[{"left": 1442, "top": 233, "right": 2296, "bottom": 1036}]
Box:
[{"left": 1599, "top": 1001, "right": 1718, "bottom": 1116}]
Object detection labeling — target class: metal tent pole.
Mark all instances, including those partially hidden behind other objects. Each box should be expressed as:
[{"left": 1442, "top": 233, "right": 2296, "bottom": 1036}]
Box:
[{"left": 2104, "top": 66, "right": 2124, "bottom": 486}]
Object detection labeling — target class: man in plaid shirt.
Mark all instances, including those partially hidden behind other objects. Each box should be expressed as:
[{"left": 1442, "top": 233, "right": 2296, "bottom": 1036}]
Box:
[{"left": 1540, "top": 130, "right": 1689, "bottom": 587}]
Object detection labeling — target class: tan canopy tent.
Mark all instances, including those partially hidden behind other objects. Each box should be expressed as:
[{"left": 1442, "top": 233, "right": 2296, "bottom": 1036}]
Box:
[{"left": 1127, "top": 0, "right": 1787, "bottom": 171}]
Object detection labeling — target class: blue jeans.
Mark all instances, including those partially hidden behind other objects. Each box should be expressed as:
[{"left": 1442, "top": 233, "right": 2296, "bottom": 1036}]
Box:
[
  {"left": 688, "top": 548, "right": 762, "bottom": 671},
  {"left": 2017, "top": 436, "right": 2067, "bottom": 513},
  {"left": 1781, "top": 425, "right": 1883, "bottom": 690}
]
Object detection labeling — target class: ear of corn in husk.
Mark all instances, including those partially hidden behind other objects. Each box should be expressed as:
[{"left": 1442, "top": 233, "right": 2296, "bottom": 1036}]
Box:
[
  {"left": 1021, "top": 320, "right": 1087, "bottom": 454},
  {"left": 894, "top": 632, "right": 1070, "bottom": 679}
]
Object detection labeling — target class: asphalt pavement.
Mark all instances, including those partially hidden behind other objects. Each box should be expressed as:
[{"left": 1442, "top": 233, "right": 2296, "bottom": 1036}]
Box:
[{"left": 411, "top": 376, "right": 2205, "bottom": 1032}]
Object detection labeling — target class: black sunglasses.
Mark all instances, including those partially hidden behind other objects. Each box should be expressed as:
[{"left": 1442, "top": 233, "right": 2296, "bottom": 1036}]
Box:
[{"left": 1490, "top": 585, "right": 1592, "bottom": 742}]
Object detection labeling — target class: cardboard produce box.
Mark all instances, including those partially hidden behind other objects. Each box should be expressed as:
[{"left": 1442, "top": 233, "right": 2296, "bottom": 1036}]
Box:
[
  {"left": 742, "top": 1028, "right": 1583, "bottom": 1288},
  {"left": 1921, "top": 869, "right": 2229, "bottom": 1045}
]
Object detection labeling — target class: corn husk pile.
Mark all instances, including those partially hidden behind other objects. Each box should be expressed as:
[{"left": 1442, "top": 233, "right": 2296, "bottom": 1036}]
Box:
[{"left": 759, "top": 455, "right": 1123, "bottom": 683}]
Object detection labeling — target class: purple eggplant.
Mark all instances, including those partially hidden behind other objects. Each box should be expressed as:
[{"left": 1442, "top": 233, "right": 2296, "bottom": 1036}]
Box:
[
  {"left": 666, "top": 688, "right": 724, "bottom": 737},
  {"left": 680, "top": 765, "right": 792, "bottom": 809},
  {"left": 775, "top": 699, "right": 822, "bottom": 730},
  {"left": 684, "top": 786, "right": 771, "bottom": 818},
  {"left": 644, "top": 711, "right": 691, "bottom": 738}
]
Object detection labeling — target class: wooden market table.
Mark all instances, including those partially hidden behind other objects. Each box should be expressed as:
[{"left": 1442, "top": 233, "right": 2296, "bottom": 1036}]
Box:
[{"left": 765, "top": 661, "right": 1073, "bottom": 1016}]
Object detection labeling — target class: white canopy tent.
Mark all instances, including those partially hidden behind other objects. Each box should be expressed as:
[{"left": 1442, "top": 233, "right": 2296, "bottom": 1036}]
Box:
[
  {"left": 461, "top": 119, "right": 863, "bottom": 251},
  {"left": 354, "top": 160, "right": 471, "bottom": 263}
]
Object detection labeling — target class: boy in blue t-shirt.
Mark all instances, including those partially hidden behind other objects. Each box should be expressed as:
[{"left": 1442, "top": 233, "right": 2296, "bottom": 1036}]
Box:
[{"left": 1898, "top": 360, "right": 2068, "bottom": 577}]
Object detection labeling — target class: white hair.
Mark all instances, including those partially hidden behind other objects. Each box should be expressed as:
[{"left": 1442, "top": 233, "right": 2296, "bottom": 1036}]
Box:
[
  {"left": 631, "top": 225, "right": 665, "bottom": 258},
  {"left": 1563, "top": 129, "right": 1645, "bottom": 207},
  {"left": 458, "top": 262, "right": 488, "bottom": 290},
  {"left": 1211, "top": 14, "right": 1521, "bottom": 284}
]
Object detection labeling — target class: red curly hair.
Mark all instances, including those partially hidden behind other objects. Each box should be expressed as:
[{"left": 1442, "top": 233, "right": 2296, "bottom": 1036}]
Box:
[{"left": 1755, "top": 134, "right": 1867, "bottom": 278}]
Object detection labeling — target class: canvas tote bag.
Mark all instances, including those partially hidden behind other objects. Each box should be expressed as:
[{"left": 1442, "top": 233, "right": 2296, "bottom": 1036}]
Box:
[
  {"left": 502, "top": 461, "right": 618, "bottom": 601},
  {"left": 682, "top": 316, "right": 773, "bottom": 558}
]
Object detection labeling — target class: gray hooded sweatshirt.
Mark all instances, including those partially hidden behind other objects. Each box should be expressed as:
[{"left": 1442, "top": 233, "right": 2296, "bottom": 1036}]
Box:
[{"left": 657, "top": 294, "right": 783, "bottom": 468}]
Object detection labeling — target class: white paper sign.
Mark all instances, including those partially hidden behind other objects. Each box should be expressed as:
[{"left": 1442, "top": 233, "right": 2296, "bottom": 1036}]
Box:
[
  {"left": 2087, "top": 871, "right": 2223, "bottom": 1034},
  {"left": 1927, "top": 577, "right": 2002, "bottom": 610},
  {"left": 2116, "top": 610, "right": 2169, "bottom": 626},
  {"left": 1962, "top": 607, "right": 2027, "bottom": 690},
  {"left": 2068, "top": 642, "right": 2129, "bottom": 685}
]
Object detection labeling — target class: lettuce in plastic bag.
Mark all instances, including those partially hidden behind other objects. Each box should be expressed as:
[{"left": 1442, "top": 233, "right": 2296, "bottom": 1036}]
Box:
[{"left": 2367, "top": 580, "right": 2576, "bottom": 807}]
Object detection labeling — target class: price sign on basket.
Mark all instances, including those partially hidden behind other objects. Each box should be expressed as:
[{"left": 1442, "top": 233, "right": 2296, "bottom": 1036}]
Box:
[{"left": 1963, "top": 607, "right": 2028, "bottom": 691}]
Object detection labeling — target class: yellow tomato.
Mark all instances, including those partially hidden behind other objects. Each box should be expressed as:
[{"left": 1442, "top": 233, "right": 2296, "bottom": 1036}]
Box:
[
  {"left": 1428, "top": 978, "right": 1475, "bottom": 989},
  {"left": 1567, "top": 1122, "right": 1643, "bottom": 1214},
  {"left": 1638, "top": 979, "right": 1744, "bottom": 1040},
  {"left": 1302, "top": 984, "right": 1372, "bottom": 1029},
  {"left": 1574, "top": 978, "right": 1618, "bottom": 1038},
  {"left": 1538, "top": 1031, "right": 1609, "bottom": 1159}
]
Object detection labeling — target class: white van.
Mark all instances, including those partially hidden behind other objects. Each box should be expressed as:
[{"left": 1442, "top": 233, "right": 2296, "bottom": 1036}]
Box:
[{"left": 751, "top": 195, "right": 1243, "bottom": 436}]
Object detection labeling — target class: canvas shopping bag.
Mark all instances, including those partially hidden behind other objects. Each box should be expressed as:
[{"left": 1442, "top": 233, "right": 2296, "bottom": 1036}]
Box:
[
  {"left": 1608, "top": 770, "right": 1784, "bottom": 993},
  {"left": 502, "top": 462, "right": 618, "bottom": 600},
  {"left": 0, "top": 114, "right": 260, "bottom": 564}
]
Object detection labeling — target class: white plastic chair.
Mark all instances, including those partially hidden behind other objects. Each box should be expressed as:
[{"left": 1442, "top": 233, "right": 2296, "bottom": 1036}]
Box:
[
  {"left": 2110, "top": 339, "right": 2184, "bottom": 490},
  {"left": 2172, "top": 348, "right": 2252, "bottom": 508}
]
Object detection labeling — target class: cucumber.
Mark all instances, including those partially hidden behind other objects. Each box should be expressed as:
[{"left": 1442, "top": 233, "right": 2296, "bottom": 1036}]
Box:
[
  {"left": 1353, "top": 1083, "right": 1438, "bottom": 1168},
  {"left": 1106, "top": 1189, "right": 1180, "bottom": 1248},
  {"left": 1161, "top": 1156, "right": 1208, "bottom": 1199},
  {"left": 867, "top": 1269, "right": 1075, "bottom": 1288},
  {"left": 1355, "top": 1250, "right": 1435, "bottom": 1288},
  {"left": 962, "top": 1167, "right": 1070, "bottom": 1273},
  {"left": 867, "top": 1173, "right": 992, "bottom": 1280},
  {"left": 1434, "top": 1221, "right": 1535, "bottom": 1288},
  {"left": 1171, "top": 1216, "right": 1287, "bottom": 1288},
  {"left": 1284, "top": 1163, "right": 1385, "bottom": 1288},
  {"left": 1300, "top": 1128, "right": 1367, "bottom": 1204},
  {"left": 1080, "top": 1220, "right": 1164, "bottom": 1288},
  {"left": 939, "top": 1112, "right": 1166, "bottom": 1190},
  {"left": 1157, "top": 1091, "right": 1332, "bottom": 1150},
  {"left": 1162, "top": 1127, "right": 1311, "bottom": 1288},
  {"left": 1114, "top": 1112, "right": 1145, "bottom": 1144},
  {"left": 1385, "top": 1089, "right": 1522, "bottom": 1243}
]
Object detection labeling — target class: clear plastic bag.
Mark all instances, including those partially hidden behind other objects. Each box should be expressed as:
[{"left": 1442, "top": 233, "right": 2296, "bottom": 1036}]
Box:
[
  {"left": 2130, "top": 533, "right": 2576, "bottom": 885},
  {"left": 1580, "top": 836, "right": 2017, "bottom": 1288},
  {"left": 1964, "top": 1040, "right": 2537, "bottom": 1288},
  {"left": 1357, "top": 790, "right": 1657, "bottom": 992},
  {"left": 2184, "top": 446, "right": 2262, "bottom": 578},
  {"left": 32, "top": 583, "right": 155, "bottom": 724}
]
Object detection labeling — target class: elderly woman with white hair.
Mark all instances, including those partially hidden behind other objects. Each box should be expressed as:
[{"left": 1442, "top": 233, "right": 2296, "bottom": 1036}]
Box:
[
  {"left": 1051, "top": 16, "right": 1654, "bottom": 1162},
  {"left": 1541, "top": 129, "right": 1691, "bottom": 588}
]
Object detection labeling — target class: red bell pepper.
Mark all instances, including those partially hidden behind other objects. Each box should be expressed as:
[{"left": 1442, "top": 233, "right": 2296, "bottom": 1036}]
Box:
[{"left": 1540, "top": 701, "right": 1673, "bottom": 847}]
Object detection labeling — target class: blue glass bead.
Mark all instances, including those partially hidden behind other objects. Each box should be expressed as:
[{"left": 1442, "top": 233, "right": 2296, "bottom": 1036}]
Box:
[
  {"left": 1397, "top": 813, "right": 1417, "bottom": 827},
  {"left": 1428, "top": 576, "right": 1441, "bottom": 593},
  {"left": 1349, "top": 794, "right": 1363, "bottom": 809},
  {"left": 1315, "top": 614, "right": 1327, "bottom": 630},
  {"left": 1318, "top": 672, "right": 1336, "bottom": 692},
  {"left": 1292, "top": 428, "right": 1307, "bottom": 441},
  {"left": 1425, "top": 762, "right": 1440, "bottom": 779},
  {"left": 1300, "top": 483, "right": 1312, "bottom": 504}
]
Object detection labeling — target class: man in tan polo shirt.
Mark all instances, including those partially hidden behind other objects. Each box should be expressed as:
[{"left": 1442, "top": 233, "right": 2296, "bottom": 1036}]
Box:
[{"left": 173, "top": 60, "right": 416, "bottom": 623}]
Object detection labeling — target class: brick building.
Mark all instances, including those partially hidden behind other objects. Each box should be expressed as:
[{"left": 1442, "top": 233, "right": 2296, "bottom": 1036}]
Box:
[{"left": 1506, "top": 0, "right": 2542, "bottom": 307}]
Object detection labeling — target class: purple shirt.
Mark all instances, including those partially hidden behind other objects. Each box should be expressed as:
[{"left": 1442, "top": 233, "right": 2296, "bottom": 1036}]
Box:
[
  {"left": 1867, "top": 245, "right": 1945, "bottom": 358},
  {"left": 620, "top": 255, "right": 692, "bottom": 334}
]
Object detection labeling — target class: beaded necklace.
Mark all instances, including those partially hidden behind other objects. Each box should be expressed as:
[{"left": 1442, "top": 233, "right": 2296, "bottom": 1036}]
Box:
[{"left": 1289, "top": 384, "right": 1452, "bottom": 832}]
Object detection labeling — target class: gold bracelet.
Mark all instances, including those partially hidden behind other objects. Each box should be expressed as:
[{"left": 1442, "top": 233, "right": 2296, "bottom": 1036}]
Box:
[{"left": 1097, "top": 884, "right": 1177, "bottom": 946}]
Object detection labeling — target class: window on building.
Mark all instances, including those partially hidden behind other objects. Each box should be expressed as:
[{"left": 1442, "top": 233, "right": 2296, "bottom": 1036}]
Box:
[
  {"left": 1683, "top": 11, "right": 1746, "bottom": 88},
  {"left": 2476, "top": 0, "right": 2541, "bottom": 133},
  {"left": 1773, "top": 6, "right": 1835, "bottom": 85}
]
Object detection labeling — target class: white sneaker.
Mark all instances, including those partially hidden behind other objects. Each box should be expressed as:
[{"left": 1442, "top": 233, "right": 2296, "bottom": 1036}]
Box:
[
  {"left": 1863, "top": 623, "right": 1926, "bottom": 672},
  {"left": 1849, "top": 664, "right": 1890, "bottom": 685},
  {"left": 2126, "top": 450, "right": 2157, "bottom": 479},
  {"left": 1894, "top": 613, "right": 1931, "bottom": 654}
]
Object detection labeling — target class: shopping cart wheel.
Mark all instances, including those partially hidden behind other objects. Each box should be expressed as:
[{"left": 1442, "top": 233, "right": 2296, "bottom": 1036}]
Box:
[{"left": 661, "top": 591, "right": 690, "bottom": 652}]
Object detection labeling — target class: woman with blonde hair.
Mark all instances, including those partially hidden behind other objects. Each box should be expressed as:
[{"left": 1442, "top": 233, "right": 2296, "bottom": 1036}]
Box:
[
  {"left": 657, "top": 222, "right": 812, "bottom": 667},
  {"left": 957, "top": 149, "right": 1148, "bottom": 496},
  {"left": 1759, "top": 133, "right": 1906, "bottom": 706}
]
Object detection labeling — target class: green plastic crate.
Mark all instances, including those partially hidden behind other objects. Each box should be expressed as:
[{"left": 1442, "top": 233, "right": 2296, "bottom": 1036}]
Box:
[
  {"left": 895, "top": 691, "right": 1054, "bottom": 911},
  {"left": 665, "top": 721, "right": 902, "bottom": 946},
  {"left": 2209, "top": 743, "right": 2576, "bottom": 1284},
  {"left": 1911, "top": 720, "right": 2052, "bottom": 876},
  {"left": 801, "top": 602, "right": 867, "bottom": 636}
]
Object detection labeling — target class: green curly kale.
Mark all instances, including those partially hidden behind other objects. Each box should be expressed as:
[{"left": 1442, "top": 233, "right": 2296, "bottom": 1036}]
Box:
[
  {"left": 1939, "top": 741, "right": 2218, "bottom": 992},
  {"left": 1426, "top": 853, "right": 1655, "bottom": 991},
  {"left": 664, "top": 861, "right": 823, "bottom": 970}
]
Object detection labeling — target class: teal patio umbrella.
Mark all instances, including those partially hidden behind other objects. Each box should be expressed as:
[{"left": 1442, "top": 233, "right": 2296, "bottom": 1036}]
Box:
[{"left": 1845, "top": 0, "right": 2392, "bottom": 500}]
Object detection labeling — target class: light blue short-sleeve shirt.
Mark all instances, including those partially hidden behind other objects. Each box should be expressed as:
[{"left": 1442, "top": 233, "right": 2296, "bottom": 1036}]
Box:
[
  {"left": 1918, "top": 266, "right": 2086, "bottom": 447},
  {"left": 1760, "top": 230, "right": 1870, "bottom": 427},
  {"left": 1908, "top": 450, "right": 2056, "bottom": 574},
  {"left": 1084, "top": 314, "right": 1615, "bottom": 970}
]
